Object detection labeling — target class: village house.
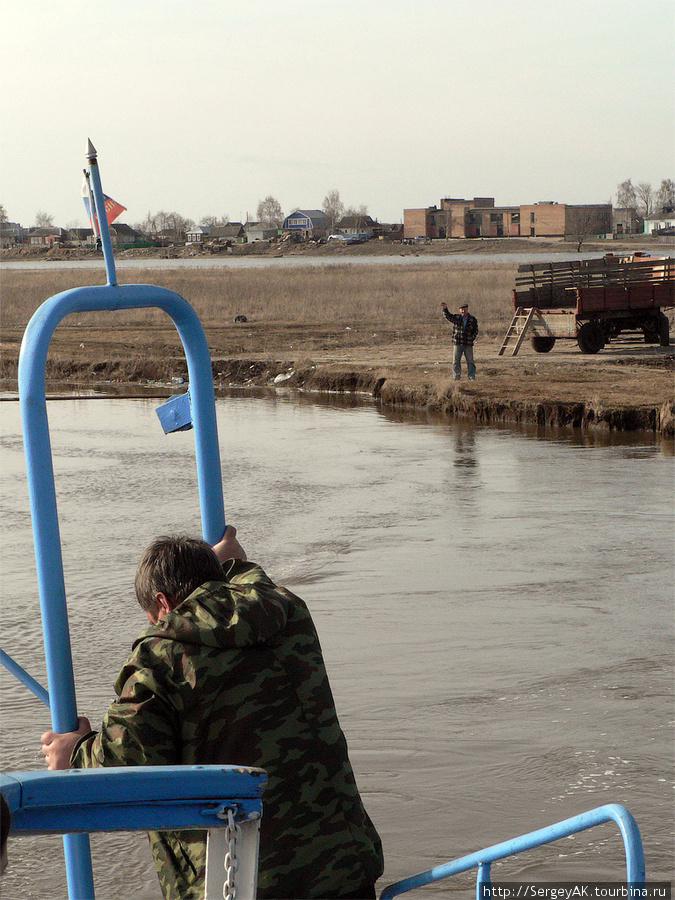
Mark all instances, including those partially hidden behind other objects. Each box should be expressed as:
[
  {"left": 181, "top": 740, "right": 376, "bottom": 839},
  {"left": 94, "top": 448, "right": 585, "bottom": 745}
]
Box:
[
  {"left": 109, "top": 223, "right": 145, "bottom": 245},
  {"left": 0, "top": 221, "right": 26, "bottom": 248},
  {"left": 282, "top": 209, "right": 329, "bottom": 240},
  {"left": 27, "top": 226, "right": 68, "bottom": 247},
  {"left": 381, "top": 223, "right": 404, "bottom": 242},
  {"left": 186, "top": 225, "right": 210, "bottom": 245},
  {"left": 66, "top": 228, "right": 95, "bottom": 246},
  {"left": 244, "top": 221, "right": 280, "bottom": 242},
  {"left": 336, "top": 214, "right": 377, "bottom": 239},
  {"left": 210, "top": 223, "right": 246, "bottom": 244},
  {"left": 643, "top": 207, "right": 675, "bottom": 235}
]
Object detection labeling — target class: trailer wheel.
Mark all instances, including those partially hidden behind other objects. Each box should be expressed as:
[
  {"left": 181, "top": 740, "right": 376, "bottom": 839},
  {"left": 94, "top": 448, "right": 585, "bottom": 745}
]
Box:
[
  {"left": 658, "top": 311, "right": 670, "bottom": 347},
  {"left": 643, "top": 325, "right": 659, "bottom": 343},
  {"left": 577, "top": 322, "right": 605, "bottom": 354},
  {"left": 531, "top": 335, "right": 556, "bottom": 353}
]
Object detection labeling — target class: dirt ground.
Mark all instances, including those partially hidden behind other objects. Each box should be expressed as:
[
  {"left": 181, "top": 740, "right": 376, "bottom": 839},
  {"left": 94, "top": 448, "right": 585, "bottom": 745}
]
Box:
[{"left": 2, "top": 315, "right": 673, "bottom": 434}]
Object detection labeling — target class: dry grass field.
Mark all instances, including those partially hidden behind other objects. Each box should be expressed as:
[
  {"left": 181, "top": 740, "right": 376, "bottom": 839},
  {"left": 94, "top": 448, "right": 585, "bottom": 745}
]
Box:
[
  {"left": 0, "top": 261, "right": 516, "bottom": 332},
  {"left": 1, "top": 261, "right": 673, "bottom": 433}
]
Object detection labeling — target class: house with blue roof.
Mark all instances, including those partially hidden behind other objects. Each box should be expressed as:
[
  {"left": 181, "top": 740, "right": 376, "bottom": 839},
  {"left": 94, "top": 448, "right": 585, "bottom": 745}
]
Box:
[{"left": 282, "top": 209, "right": 329, "bottom": 240}]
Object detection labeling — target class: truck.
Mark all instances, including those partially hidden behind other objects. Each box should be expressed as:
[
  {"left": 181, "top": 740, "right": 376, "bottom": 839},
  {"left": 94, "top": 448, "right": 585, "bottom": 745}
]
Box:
[{"left": 500, "top": 254, "right": 674, "bottom": 355}]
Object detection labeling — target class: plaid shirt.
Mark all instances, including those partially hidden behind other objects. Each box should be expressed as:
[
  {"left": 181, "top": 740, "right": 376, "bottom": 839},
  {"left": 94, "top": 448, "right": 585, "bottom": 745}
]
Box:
[{"left": 443, "top": 308, "right": 479, "bottom": 345}]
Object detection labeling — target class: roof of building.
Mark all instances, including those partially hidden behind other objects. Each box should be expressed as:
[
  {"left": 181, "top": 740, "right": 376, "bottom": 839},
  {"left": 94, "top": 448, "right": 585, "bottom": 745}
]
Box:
[
  {"left": 110, "top": 223, "right": 142, "bottom": 237},
  {"left": 337, "top": 214, "right": 376, "bottom": 228},
  {"left": 210, "top": 223, "right": 244, "bottom": 238},
  {"left": 644, "top": 207, "right": 675, "bottom": 220},
  {"left": 284, "top": 209, "right": 328, "bottom": 225},
  {"left": 28, "top": 226, "right": 64, "bottom": 236}
]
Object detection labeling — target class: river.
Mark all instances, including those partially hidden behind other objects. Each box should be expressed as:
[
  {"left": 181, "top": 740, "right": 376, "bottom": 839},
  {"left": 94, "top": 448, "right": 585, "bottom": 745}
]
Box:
[
  {"left": 0, "top": 248, "right": 661, "bottom": 271},
  {"left": 0, "top": 391, "right": 673, "bottom": 897}
]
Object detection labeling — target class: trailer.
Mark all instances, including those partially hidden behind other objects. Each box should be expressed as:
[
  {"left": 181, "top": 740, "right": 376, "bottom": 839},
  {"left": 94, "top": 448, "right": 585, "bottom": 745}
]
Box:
[{"left": 499, "top": 254, "right": 675, "bottom": 355}]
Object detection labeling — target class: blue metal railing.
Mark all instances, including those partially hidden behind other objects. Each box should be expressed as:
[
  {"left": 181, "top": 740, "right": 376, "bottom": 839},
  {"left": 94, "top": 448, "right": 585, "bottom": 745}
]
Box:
[
  {"left": 1, "top": 142, "right": 227, "bottom": 899},
  {"left": 1, "top": 766, "right": 266, "bottom": 899},
  {"left": 0, "top": 766, "right": 265, "bottom": 834},
  {"left": 378, "top": 803, "right": 645, "bottom": 899}
]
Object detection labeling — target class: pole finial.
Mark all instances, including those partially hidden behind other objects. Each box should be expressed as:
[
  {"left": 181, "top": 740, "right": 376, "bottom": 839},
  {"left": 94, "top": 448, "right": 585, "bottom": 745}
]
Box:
[{"left": 86, "top": 139, "right": 97, "bottom": 161}]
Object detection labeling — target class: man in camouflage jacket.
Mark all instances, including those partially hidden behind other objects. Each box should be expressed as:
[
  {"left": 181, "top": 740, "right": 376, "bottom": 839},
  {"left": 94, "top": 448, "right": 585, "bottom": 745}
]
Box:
[{"left": 41, "top": 527, "right": 384, "bottom": 900}]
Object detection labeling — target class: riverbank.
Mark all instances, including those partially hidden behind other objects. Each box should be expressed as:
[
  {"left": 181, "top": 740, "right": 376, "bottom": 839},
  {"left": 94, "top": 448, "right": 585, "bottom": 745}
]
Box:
[
  {"left": 1, "top": 260, "right": 673, "bottom": 435},
  {"left": 3, "top": 232, "right": 674, "bottom": 264}
]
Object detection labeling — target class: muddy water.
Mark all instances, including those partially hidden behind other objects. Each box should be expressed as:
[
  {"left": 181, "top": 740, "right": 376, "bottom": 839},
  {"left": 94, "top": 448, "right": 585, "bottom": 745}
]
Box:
[{"left": 0, "top": 392, "right": 673, "bottom": 898}]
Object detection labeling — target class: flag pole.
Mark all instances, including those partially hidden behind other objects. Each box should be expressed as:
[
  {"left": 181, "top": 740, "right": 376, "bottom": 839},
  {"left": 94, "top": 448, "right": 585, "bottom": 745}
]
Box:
[
  {"left": 86, "top": 139, "right": 117, "bottom": 287},
  {"left": 83, "top": 170, "right": 99, "bottom": 242}
]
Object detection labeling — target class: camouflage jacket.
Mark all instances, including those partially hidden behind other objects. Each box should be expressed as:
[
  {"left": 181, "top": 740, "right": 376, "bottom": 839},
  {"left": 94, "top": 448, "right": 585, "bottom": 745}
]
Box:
[
  {"left": 442, "top": 308, "right": 479, "bottom": 345},
  {"left": 71, "top": 560, "right": 384, "bottom": 899}
]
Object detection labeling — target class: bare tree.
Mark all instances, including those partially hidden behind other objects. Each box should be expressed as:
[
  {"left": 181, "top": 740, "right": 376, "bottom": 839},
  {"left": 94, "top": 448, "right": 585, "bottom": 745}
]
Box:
[
  {"left": 635, "top": 183, "right": 655, "bottom": 217},
  {"left": 616, "top": 179, "right": 637, "bottom": 209},
  {"left": 655, "top": 179, "right": 675, "bottom": 210},
  {"left": 0, "top": 203, "right": 8, "bottom": 224},
  {"left": 256, "top": 196, "right": 283, "bottom": 228},
  {"left": 322, "top": 189, "right": 344, "bottom": 232},
  {"left": 138, "top": 210, "right": 194, "bottom": 239},
  {"left": 568, "top": 207, "right": 611, "bottom": 252},
  {"left": 344, "top": 204, "right": 369, "bottom": 217},
  {"left": 342, "top": 204, "right": 372, "bottom": 234},
  {"left": 35, "top": 211, "right": 54, "bottom": 227},
  {"left": 200, "top": 215, "right": 230, "bottom": 227}
]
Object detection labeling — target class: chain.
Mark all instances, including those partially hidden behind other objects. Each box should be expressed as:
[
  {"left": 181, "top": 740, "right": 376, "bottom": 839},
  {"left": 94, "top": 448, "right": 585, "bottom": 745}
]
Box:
[{"left": 222, "top": 806, "right": 241, "bottom": 900}]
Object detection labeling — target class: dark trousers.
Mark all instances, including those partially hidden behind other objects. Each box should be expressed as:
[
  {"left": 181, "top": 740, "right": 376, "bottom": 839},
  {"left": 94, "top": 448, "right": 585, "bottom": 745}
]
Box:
[{"left": 328, "top": 885, "right": 377, "bottom": 900}]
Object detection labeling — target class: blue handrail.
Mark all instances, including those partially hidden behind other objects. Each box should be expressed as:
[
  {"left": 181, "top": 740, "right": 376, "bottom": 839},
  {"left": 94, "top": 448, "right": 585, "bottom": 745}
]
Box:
[
  {"left": 0, "top": 766, "right": 266, "bottom": 834},
  {"left": 1, "top": 766, "right": 266, "bottom": 899},
  {"left": 378, "top": 803, "right": 645, "bottom": 899},
  {"left": 1, "top": 143, "right": 227, "bottom": 900}
]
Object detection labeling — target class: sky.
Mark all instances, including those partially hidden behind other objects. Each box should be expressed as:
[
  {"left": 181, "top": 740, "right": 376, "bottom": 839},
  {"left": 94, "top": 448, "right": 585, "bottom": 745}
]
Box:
[{"left": 1, "top": 0, "right": 673, "bottom": 229}]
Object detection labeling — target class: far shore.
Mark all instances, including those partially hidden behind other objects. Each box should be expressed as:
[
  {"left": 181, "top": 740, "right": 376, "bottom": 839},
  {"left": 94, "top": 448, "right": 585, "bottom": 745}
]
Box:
[{"left": 2, "top": 232, "right": 674, "bottom": 264}]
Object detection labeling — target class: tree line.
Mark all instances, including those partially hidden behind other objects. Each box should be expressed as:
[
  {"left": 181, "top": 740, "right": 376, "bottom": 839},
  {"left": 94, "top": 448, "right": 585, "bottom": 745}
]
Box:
[
  {"left": 3, "top": 180, "right": 673, "bottom": 234},
  {"left": 615, "top": 178, "right": 674, "bottom": 217},
  {"left": 0, "top": 189, "right": 369, "bottom": 237}
]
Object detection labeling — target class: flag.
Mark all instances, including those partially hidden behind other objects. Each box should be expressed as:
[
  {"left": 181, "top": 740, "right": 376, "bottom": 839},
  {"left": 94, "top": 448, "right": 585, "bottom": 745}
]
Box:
[
  {"left": 103, "top": 195, "right": 126, "bottom": 225},
  {"left": 81, "top": 173, "right": 126, "bottom": 228}
]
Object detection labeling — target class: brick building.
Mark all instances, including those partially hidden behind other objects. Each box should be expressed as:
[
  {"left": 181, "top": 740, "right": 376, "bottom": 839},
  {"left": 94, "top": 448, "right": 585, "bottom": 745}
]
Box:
[
  {"left": 404, "top": 197, "right": 519, "bottom": 239},
  {"left": 520, "top": 202, "right": 611, "bottom": 237},
  {"left": 404, "top": 198, "right": 611, "bottom": 240}
]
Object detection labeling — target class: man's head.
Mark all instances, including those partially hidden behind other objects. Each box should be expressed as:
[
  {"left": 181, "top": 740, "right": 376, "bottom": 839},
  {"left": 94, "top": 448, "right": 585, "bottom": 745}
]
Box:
[
  {"left": 135, "top": 535, "right": 224, "bottom": 621},
  {"left": 459, "top": 303, "right": 469, "bottom": 314}
]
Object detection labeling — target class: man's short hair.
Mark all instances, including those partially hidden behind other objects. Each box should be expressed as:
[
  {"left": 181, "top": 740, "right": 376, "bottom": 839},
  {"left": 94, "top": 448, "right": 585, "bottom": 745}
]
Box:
[{"left": 135, "top": 535, "right": 224, "bottom": 613}]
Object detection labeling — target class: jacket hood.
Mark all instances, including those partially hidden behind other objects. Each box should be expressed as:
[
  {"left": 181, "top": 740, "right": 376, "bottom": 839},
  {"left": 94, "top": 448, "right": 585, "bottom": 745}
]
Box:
[{"left": 135, "top": 562, "right": 291, "bottom": 651}]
